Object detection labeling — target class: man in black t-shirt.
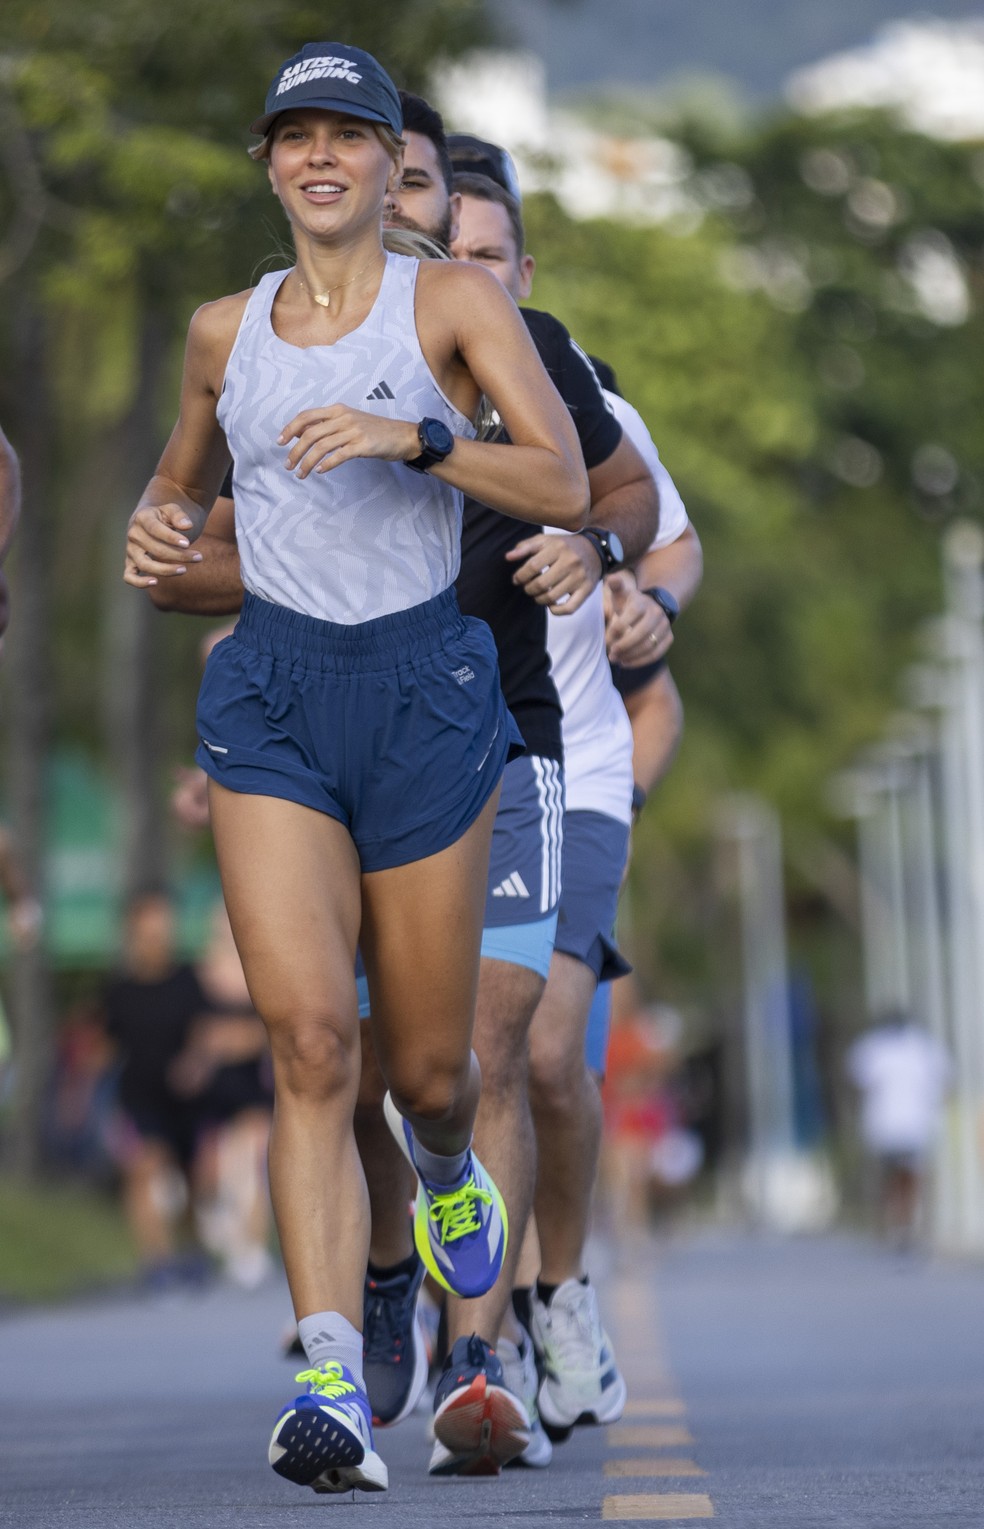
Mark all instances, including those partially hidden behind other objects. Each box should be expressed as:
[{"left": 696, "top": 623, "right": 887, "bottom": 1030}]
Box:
[{"left": 102, "top": 888, "right": 203, "bottom": 1281}]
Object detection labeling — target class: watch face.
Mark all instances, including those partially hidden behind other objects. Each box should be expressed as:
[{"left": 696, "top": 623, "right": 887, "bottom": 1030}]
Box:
[
  {"left": 422, "top": 418, "right": 454, "bottom": 455},
  {"left": 607, "top": 530, "right": 625, "bottom": 565}
]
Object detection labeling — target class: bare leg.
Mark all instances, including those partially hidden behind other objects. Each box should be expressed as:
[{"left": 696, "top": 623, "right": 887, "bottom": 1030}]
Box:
[
  {"left": 207, "top": 783, "right": 366, "bottom": 1327},
  {"left": 527, "top": 952, "right": 601, "bottom": 1283},
  {"left": 354, "top": 1028, "right": 416, "bottom": 1268},
  {"left": 446, "top": 957, "right": 542, "bottom": 1346},
  {"left": 123, "top": 1138, "right": 180, "bottom": 1263},
  {"left": 359, "top": 788, "right": 500, "bottom": 1154}
]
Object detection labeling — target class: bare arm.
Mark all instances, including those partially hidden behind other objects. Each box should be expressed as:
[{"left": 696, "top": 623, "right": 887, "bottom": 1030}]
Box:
[
  {"left": 145, "top": 498, "right": 244, "bottom": 615},
  {"left": 124, "top": 296, "right": 242, "bottom": 589},
  {"left": 623, "top": 669, "right": 684, "bottom": 797},
  {"left": 506, "top": 432, "right": 661, "bottom": 614}
]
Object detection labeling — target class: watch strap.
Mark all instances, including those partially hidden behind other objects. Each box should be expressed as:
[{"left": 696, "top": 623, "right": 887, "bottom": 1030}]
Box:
[
  {"left": 580, "top": 527, "right": 612, "bottom": 573},
  {"left": 644, "top": 585, "right": 679, "bottom": 625}
]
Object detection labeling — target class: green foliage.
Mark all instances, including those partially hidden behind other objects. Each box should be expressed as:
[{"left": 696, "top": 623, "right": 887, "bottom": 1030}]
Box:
[
  {"left": 0, "top": 1174, "right": 137, "bottom": 1299},
  {"left": 522, "top": 112, "right": 983, "bottom": 1001}
]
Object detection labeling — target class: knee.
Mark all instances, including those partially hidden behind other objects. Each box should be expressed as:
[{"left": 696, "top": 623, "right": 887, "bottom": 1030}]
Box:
[
  {"left": 474, "top": 1028, "right": 528, "bottom": 1101},
  {"left": 268, "top": 1009, "right": 358, "bottom": 1102},
  {"left": 389, "top": 1050, "right": 473, "bottom": 1126},
  {"left": 528, "top": 1026, "right": 585, "bottom": 1114}
]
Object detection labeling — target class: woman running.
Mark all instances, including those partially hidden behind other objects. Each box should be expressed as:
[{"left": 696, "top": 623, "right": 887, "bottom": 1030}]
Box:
[{"left": 124, "top": 42, "right": 587, "bottom": 1497}]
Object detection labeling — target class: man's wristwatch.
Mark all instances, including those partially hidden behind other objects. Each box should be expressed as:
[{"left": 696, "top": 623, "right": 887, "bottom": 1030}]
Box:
[
  {"left": 406, "top": 417, "right": 455, "bottom": 473},
  {"left": 579, "top": 527, "right": 625, "bottom": 574},
  {"left": 645, "top": 585, "right": 679, "bottom": 626}
]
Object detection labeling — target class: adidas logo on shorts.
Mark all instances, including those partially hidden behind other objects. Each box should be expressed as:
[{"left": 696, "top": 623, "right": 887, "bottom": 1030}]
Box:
[{"left": 492, "top": 871, "right": 530, "bottom": 898}]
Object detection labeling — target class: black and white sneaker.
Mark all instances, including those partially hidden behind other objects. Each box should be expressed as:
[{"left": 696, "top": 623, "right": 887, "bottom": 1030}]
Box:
[{"left": 531, "top": 1279, "right": 627, "bottom": 1437}]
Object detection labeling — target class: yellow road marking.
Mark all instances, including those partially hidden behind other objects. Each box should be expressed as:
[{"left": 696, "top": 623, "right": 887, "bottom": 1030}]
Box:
[
  {"left": 604, "top": 1458, "right": 706, "bottom": 1478},
  {"left": 608, "top": 1424, "right": 695, "bottom": 1448},
  {"left": 623, "top": 1399, "right": 687, "bottom": 1418},
  {"left": 602, "top": 1493, "right": 714, "bottom": 1520}
]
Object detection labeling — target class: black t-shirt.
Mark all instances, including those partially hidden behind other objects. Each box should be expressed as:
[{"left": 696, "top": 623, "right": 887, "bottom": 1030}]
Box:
[
  {"left": 455, "top": 308, "right": 622, "bottom": 761},
  {"left": 104, "top": 963, "right": 205, "bottom": 1116}
]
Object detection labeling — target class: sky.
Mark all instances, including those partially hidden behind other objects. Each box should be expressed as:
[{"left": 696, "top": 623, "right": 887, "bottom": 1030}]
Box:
[{"left": 494, "top": 0, "right": 984, "bottom": 98}]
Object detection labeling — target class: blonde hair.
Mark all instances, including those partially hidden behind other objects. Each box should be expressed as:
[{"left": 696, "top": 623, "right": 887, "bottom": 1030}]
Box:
[
  {"left": 249, "top": 118, "right": 405, "bottom": 164},
  {"left": 382, "top": 227, "right": 447, "bottom": 261}
]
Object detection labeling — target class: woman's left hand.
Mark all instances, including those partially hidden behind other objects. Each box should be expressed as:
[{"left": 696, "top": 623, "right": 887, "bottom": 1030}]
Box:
[{"left": 279, "top": 407, "right": 419, "bottom": 478}]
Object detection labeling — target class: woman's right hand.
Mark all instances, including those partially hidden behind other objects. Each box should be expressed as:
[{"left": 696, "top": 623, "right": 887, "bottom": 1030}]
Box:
[{"left": 124, "top": 503, "right": 204, "bottom": 587}]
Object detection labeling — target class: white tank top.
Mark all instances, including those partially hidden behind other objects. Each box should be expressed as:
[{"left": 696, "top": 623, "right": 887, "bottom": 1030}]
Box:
[{"left": 217, "top": 253, "right": 475, "bottom": 623}]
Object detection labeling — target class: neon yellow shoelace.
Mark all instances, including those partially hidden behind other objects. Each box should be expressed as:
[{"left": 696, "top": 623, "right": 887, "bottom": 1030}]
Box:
[
  {"left": 428, "top": 1175, "right": 493, "bottom": 1244},
  {"left": 295, "top": 1362, "right": 357, "bottom": 1399}
]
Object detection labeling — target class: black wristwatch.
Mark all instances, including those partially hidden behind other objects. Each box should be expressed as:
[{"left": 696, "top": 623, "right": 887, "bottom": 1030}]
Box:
[
  {"left": 645, "top": 586, "right": 679, "bottom": 626},
  {"left": 406, "top": 417, "right": 455, "bottom": 473},
  {"left": 579, "top": 527, "right": 625, "bottom": 574}
]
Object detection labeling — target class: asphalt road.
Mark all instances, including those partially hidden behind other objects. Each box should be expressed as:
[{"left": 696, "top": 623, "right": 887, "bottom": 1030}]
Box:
[{"left": 2, "top": 1230, "right": 983, "bottom": 1526}]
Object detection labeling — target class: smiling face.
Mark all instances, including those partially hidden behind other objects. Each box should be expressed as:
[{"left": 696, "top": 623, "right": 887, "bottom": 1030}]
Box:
[
  {"left": 450, "top": 194, "right": 535, "bottom": 302},
  {"left": 384, "top": 130, "right": 459, "bottom": 249},
  {"left": 267, "top": 108, "right": 402, "bottom": 241}
]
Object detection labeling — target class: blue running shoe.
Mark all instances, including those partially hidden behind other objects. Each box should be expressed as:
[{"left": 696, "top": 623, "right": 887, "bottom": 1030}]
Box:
[
  {"left": 363, "top": 1257, "right": 429, "bottom": 1427},
  {"left": 429, "top": 1335, "right": 530, "bottom": 1476},
  {"left": 383, "top": 1092, "right": 508, "bottom": 1299},
  {"left": 267, "top": 1362, "right": 388, "bottom": 1494}
]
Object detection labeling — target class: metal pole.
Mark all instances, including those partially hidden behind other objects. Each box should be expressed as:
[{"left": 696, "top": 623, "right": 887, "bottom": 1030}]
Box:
[{"left": 720, "top": 794, "right": 797, "bottom": 1223}]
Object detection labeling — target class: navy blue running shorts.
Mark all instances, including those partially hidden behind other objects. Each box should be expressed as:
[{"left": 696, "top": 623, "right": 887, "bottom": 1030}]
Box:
[
  {"left": 195, "top": 588, "right": 523, "bottom": 874},
  {"left": 479, "top": 752, "right": 564, "bottom": 978},
  {"left": 554, "top": 809, "right": 632, "bottom": 985}
]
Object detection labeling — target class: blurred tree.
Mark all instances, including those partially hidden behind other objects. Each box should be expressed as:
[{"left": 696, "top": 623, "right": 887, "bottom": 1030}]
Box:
[
  {"left": 522, "top": 107, "right": 983, "bottom": 1007},
  {"left": 0, "top": 0, "right": 493, "bottom": 1174}
]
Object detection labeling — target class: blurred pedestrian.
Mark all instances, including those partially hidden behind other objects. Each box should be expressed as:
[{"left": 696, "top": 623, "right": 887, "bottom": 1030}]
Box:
[
  {"left": 171, "top": 900, "right": 274, "bottom": 1289},
  {"left": 846, "top": 1010, "right": 951, "bottom": 1249},
  {"left": 101, "top": 887, "right": 204, "bottom": 1288},
  {"left": 0, "top": 822, "right": 43, "bottom": 1094}
]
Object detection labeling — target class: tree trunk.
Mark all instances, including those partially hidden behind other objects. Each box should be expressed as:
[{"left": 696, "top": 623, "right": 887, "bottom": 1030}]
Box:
[
  {"left": 101, "top": 312, "right": 170, "bottom": 898},
  {"left": 2, "top": 303, "right": 56, "bottom": 1178}
]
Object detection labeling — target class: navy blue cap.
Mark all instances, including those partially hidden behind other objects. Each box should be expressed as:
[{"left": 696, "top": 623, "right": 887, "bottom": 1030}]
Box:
[
  {"left": 250, "top": 43, "right": 403, "bottom": 137},
  {"left": 447, "top": 134, "right": 522, "bottom": 202}
]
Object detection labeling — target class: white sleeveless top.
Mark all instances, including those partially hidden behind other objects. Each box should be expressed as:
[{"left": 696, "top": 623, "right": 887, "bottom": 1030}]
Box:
[{"left": 217, "top": 253, "right": 475, "bottom": 624}]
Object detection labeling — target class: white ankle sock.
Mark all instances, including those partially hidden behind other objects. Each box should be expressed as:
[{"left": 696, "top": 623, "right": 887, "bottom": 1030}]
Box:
[
  {"left": 410, "top": 1135, "right": 470, "bottom": 1186},
  {"left": 297, "top": 1311, "right": 364, "bottom": 1390}
]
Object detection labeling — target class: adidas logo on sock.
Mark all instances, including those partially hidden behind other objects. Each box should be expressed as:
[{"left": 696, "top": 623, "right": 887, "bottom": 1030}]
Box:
[
  {"left": 492, "top": 871, "right": 530, "bottom": 898},
  {"left": 366, "top": 381, "right": 395, "bottom": 401}
]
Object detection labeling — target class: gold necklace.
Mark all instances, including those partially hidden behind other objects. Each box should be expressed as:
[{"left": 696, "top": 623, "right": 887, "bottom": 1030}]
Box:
[{"left": 296, "top": 252, "right": 383, "bottom": 309}]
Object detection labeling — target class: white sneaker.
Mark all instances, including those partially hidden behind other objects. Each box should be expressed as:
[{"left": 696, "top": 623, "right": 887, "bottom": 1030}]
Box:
[
  {"left": 497, "top": 1328, "right": 553, "bottom": 1468},
  {"left": 531, "top": 1279, "right": 627, "bottom": 1433}
]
